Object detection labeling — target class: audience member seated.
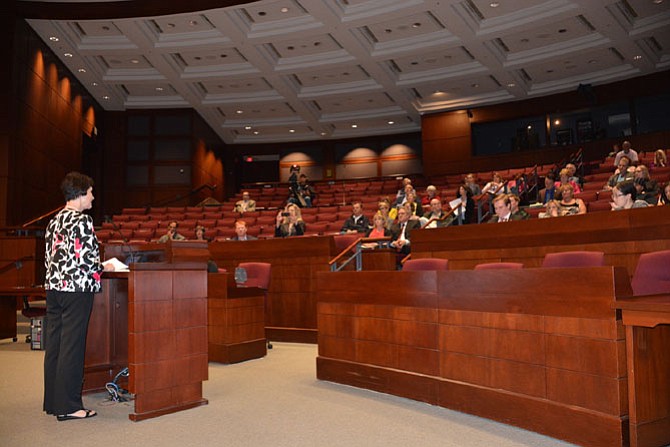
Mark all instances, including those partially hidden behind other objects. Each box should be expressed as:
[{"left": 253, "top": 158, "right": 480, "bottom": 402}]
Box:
[
  {"left": 390, "top": 206, "right": 421, "bottom": 255},
  {"left": 404, "top": 190, "right": 422, "bottom": 218},
  {"left": 340, "top": 201, "right": 371, "bottom": 234},
  {"left": 193, "top": 225, "right": 211, "bottom": 242},
  {"left": 653, "top": 149, "right": 667, "bottom": 168},
  {"left": 605, "top": 156, "right": 634, "bottom": 190},
  {"left": 229, "top": 220, "right": 257, "bottom": 241},
  {"left": 422, "top": 198, "right": 453, "bottom": 228},
  {"left": 658, "top": 182, "right": 670, "bottom": 206},
  {"left": 539, "top": 200, "right": 561, "bottom": 219},
  {"left": 613, "top": 140, "right": 638, "bottom": 166},
  {"left": 558, "top": 184, "right": 586, "bottom": 215},
  {"left": 481, "top": 172, "right": 507, "bottom": 196},
  {"left": 396, "top": 183, "right": 416, "bottom": 209},
  {"left": 394, "top": 178, "right": 412, "bottom": 207},
  {"left": 234, "top": 191, "right": 256, "bottom": 214},
  {"left": 464, "top": 173, "right": 482, "bottom": 196},
  {"left": 565, "top": 163, "right": 583, "bottom": 188},
  {"left": 509, "top": 194, "right": 530, "bottom": 220},
  {"left": 365, "top": 213, "right": 392, "bottom": 240},
  {"left": 452, "top": 185, "right": 475, "bottom": 224},
  {"left": 555, "top": 168, "right": 581, "bottom": 195},
  {"left": 157, "top": 220, "right": 186, "bottom": 243},
  {"left": 275, "top": 203, "right": 306, "bottom": 237},
  {"left": 377, "top": 198, "right": 395, "bottom": 228},
  {"left": 611, "top": 180, "right": 649, "bottom": 210},
  {"left": 633, "top": 165, "right": 660, "bottom": 205},
  {"left": 295, "top": 174, "right": 316, "bottom": 208},
  {"left": 539, "top": 174, "right": 557, "bottom": 204},
  {"left": 420, "top": 185, "right": 440, "bottom": 211},
  {"left": 487, "top": 195, "right": 523, "bottom": 223}
]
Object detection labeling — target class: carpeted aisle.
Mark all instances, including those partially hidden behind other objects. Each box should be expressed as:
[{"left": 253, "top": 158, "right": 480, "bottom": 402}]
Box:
[{"left": 0, "top": 340, "right": 575, "bottom": 447}]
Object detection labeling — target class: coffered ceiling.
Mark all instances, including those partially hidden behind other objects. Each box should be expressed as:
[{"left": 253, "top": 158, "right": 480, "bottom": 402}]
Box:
[{"left": 25, "top": 0, "right": 670, "bottom": 144}]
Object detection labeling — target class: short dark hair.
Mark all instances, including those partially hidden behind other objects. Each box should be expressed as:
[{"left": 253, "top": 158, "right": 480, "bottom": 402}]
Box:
[
  {"left": 615, "top": 180, "right": 637, "bottom": 199},
  {"left": 61, "top": 172, "right": 94, "bottom": 201}
]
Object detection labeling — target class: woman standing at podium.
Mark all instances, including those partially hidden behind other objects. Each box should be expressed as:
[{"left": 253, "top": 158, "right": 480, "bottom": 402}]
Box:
[{"left": 43, "top": 172, "right": 114, "bottom": 421}]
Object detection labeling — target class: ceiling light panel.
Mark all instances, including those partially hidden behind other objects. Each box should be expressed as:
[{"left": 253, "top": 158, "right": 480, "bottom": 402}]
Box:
[
  {"left": 390, "top": 47, "right": 475, "bottom": 73},
  {"left": 293, "top": 65, "right": 370, "bottom": 88},
  {"left": 200, "top": 78, "right": 273, "bottom": 94},
  {"left": 217, "top": 102, "right": 297, "bottom": 119},
  {"left": 175, "top": 48, "right": 247, "bottom": 67},
  {"left": 363, "top": 12, "right": 446, "bottom": 43},
  {"left": 150, "top": 15, "right": 215, "bottom": 34},
  {"left": 268, "top": 34, "right": 342, "bottom": 58},
  {"left": 74, "top": 21, "right": 123, "bottom": 37},
  {"left": 242, "top": 0, "right": 307, "bottom": 24},
  {"left": 495, "top": 17, "right": 596, "bottom": 53},
  {"left": 522, "top": 47, "right": 627, "bottom": 83},
  {"left": 100, "top": 55, "right": 153, "bottom": 69},
  {"left": 313, "top": 92, "right": 396, "bottom": 114},
  {"left": 122, "top": 84, "right": 176, "bottom": 96}
]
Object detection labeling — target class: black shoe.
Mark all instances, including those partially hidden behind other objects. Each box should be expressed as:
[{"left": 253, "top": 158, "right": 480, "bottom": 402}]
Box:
[{"left": 56, "top": 409, "right": 97, "bottom": 421}]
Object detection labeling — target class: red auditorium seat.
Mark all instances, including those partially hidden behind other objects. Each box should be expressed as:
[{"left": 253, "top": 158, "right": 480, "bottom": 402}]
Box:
[
  {"left": 587, "top": 200, "right": 613, "bottom": 213},
  {"left": 402, "top": 258, "right": 449, "bottom": 271},
  {"left": 631, "top": 250, "right": 670, "bottom": 296},
  {"left": 541, "top": 251, "right": 605, "bottom": 268},
  {"left": 474, "top": 262, "right": 524, "bottom": 270}
]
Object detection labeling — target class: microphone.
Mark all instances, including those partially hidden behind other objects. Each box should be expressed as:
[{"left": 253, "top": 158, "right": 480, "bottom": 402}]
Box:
[{"left": 108, "top": 221, "right": 138, "bottom": 265}]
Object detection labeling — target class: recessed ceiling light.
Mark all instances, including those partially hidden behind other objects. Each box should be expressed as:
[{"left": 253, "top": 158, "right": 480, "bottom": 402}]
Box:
[
  {"left": 253, "top": 131, "right": 259, "bottom": 135},
  {"left": 236, "top": 110, "right": 243, "bottom": 114},
  {"left": 554, "top": 119, "right": 560, "bottom": 125},
  {"left": 471, "top": 83, "right": 479, "bottom": 88},
  {"left": 490, "top": 2, "right": 500, "bottom": 7},
  {"left": 289, "top": 129, "right": 295, "bottom": 133},
  {"left": 78, "top": 68, "right": 86, "bottom": 73},
  {"left": 320, "top": 132, "right": 326, "bottom": 136},
  {"left": 280, "top": 7, "right": 289, "bottom": 13},
  {"left": 351, "top": 124, "right": 358, "bottom": 128},
  {"left": 189, "top": 20, "right": 198, "bottom": 26},
  {"left": 64, "top": 53, "right": 73, "bottom": 58},
  {"left": 387, "top": 121, "right": 395, "bottom": 125},
  {"left": 155, "top": 87, "right": 164, "bottom": 91},
  {"left": 102, "top": 95, "right": 110, "bottom": 100},
  {"left": 633, "top": 55, "right": 642, "bottom": 60},
  {"left": 506, "top": 83, "right": 515, "bottom": 87},
  {"left": 49, "top": 36, "right": 59, "bottom": 42},
  {"left": 130, "top": 59, "right": 140, "bottom": 64},
  {"left": 92, "top": 82, "right": 98, "bottom": 86},
  {"left": 244, "top": 126, "right": 252, "bottom": 130},
  {"left": 527, "top": 125, "right": 532, "bottom": 130},
  {"left": 652, "top": 0, "right": 663, "bottom": 4}
]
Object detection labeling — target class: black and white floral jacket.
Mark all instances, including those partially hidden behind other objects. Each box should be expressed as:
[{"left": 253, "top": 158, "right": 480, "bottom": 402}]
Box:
[{"left": 45, "top": 208, "right": 104, "bottom": 292}]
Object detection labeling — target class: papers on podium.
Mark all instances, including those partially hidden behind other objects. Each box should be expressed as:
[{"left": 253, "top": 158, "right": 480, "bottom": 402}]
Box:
[{"left": 105, "top": 257, "right": 129, "bottom": 272}]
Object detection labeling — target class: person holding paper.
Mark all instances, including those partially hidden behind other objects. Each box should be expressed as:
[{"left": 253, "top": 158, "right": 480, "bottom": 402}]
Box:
[
  {"left": 43, "top": 172, "right": 115, "bottom": 421},
  {"left": 421, "top": 198, "right": 452, "bottom": 228}
]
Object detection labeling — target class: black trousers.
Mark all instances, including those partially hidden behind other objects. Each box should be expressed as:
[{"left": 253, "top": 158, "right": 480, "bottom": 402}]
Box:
[{"left": 43, "top": 290, "right": 94, "bottom": 415}]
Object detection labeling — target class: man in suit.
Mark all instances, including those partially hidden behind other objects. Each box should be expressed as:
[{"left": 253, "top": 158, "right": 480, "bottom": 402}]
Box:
[
  {"left": 422, "top": 198, "right": 453, "bottom": 228},
  {"left": 340, "top": 201, "right": 370, "bottom": 233},
  {"left": 229, "top": 220, "right": 257, "bottom": 241},
  {"left": 390, "top": 206, "right": 421, "bottom": 255},
  {"left": 487, "top": 195, "right": 524, "bottom": 223},
  {"left": 234, "top": 191, "right": 256, "bottom": 214}
]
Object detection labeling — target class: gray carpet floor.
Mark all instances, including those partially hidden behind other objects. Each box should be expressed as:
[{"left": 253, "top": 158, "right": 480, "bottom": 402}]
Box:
[{"left": 0, "top": 339, "right": 576, "bottom": 447}]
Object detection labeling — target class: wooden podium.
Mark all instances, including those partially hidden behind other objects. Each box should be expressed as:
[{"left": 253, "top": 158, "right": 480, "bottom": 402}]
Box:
[
  {"left": 207, "top": 273, "right": 266, "bottom": 364},
  {"left": 86, "top": 241, "right": 209, "bottom": 421}
]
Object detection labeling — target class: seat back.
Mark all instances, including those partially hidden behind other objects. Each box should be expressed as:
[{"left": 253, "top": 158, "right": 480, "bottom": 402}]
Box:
[
  {"left": 333, "top": 233, "right": 361, "bottom": 251},
  {"left": 631, "top": 250, "right": 670, "bottom": 296},
  {"left": 402, "top": 258, "right": 449, "bottom": 271},
  {"left": 474, "top": 262, "right": 524, "bottom": 270},
  {"left": 541, "top": 251, "right": 605, "bottom": 268},
  {"left": 237, "top": 262, "right": 271, "bottom": 289}
]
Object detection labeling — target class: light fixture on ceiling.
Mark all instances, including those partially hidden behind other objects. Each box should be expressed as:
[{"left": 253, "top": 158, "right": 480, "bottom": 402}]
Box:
[
  {"left": 155, "top": 87, "right": 164, "bottom": 91},
  {"left": 49, "top": 36, "right": 59, "bottom": 42},
  {"left": 633, "top": 55, "right": 642, "bottom": 60},
  {"left": 351, "top": 124, "right": 358, "bottom": 128},
  {"left": 244, "top": 125, "right": 252, "bottom": 130},
  {"left": 506, "top": 83, "right": 515, "bottom": 87},
  {"left": 236, "top": 110, "right": 243, "bottom": 114},
  {"left": 130, "top": 59, "right": 140, "bottom": 64},
  {"left": 253, "top": 131, "right": 259, "bottom": 135},
  {"left": 652, "top": 0, "right": 663, "bottom": 4},
  {"left": 289, "top": 129, "right": 295, "bottom": 133},
  {"left": 387, "top": 121, "right": 395, "bottom": 125},
  {"left": 490, "top": 2, "right": 500, "bottom": 7},
  {"left": 64, "top": 53, "right": 73, "bottom": 58},
  {"left": 527, "top": 125, "right": 532, "bottom": 130},
  {"left": 280, "top": 7, "right": 289, "bottom": 13},
  {"left": 78, "top": 68, "right": 86, "bottom": 73},
  {"left": 554, "top": 119, "right": 560, "bottom": 126},
  {"left": 92, "top": 82, "right": 98, "bottom": 86},
  {"left": 102, "top": 95, "right": 110, "bottom": 100}
]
